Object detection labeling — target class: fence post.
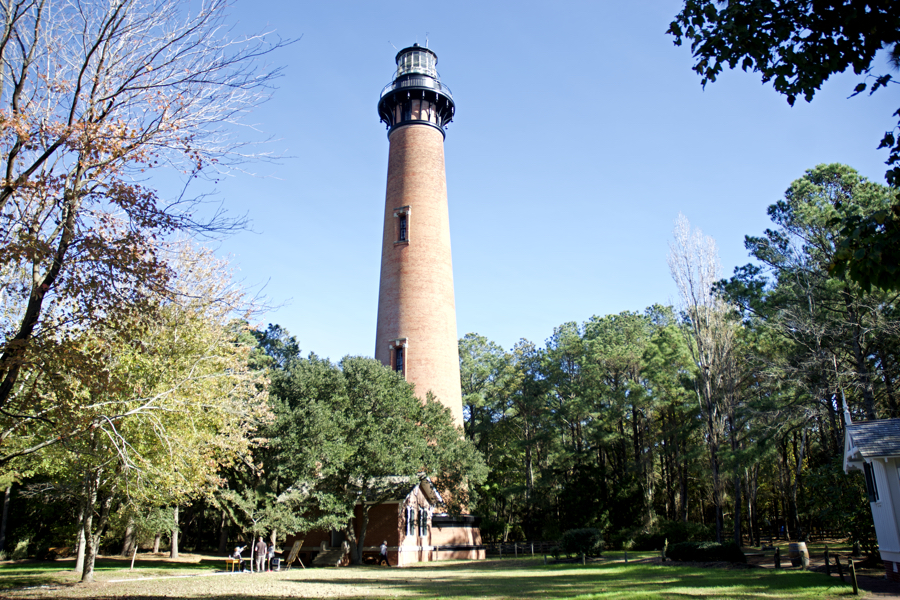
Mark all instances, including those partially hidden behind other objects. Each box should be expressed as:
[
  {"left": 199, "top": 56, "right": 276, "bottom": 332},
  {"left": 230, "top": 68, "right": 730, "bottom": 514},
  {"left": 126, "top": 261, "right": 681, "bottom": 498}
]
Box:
[
  {"left": 774, "top": 548, "right": 781, "bottom": 569},
  {"left": 515, "top": 543, "right": 518, "bottom": 558},
  {"left": 849, "top": 559, "right": 859, "bottom": 595},
  {"left": 836, "top": 555, "right": 845, "bottom": 582},
  {"left": 824, "top": 547, "right": 830, "bottom": 577},
  {"left": 531, "top": 543, "right": 534, "bottom": 557}
]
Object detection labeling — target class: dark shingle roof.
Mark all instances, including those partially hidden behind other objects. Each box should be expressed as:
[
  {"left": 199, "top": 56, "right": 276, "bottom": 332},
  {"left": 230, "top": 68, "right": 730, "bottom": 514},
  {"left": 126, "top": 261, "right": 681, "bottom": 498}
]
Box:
[{"left": 847, "top": 419, "right": 900, "bottom": 458}]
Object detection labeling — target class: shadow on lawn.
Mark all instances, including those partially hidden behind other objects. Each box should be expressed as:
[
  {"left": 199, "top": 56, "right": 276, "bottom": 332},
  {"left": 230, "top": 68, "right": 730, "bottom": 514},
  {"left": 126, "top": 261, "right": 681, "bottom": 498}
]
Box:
[
  {"left": 0, "top": 558, "right": 857, "bottom": 599},
  {"left": 0, "top": 557, "right": 224, "bottom": 591},
  {"left": 291, "top": 561, "right": 854, "bottom": 600}
]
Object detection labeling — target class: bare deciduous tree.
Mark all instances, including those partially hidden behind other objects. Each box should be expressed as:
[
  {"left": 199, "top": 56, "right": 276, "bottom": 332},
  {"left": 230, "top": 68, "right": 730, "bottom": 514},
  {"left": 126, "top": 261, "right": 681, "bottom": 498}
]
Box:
[
  {"left": 0, "top": 0, "right": 289, "bottom": 433},
  {"left": 668, "top": 213, "right": 739, "bottom": 544}
]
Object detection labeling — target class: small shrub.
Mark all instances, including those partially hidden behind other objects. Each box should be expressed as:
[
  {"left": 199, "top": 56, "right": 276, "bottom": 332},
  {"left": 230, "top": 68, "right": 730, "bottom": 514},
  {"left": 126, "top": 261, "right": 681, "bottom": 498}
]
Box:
[
  {"left": 559, "top": 528, "right": 604, "bottom": 557},
  {"left": 666, "top": 541, "right": 745, "bottom": 563},
  {"left": 629, "top": 520, "right": 715, "bottom": 551},
  {"left": 10, "top": 538, "right": 30, "bottom": 560}
]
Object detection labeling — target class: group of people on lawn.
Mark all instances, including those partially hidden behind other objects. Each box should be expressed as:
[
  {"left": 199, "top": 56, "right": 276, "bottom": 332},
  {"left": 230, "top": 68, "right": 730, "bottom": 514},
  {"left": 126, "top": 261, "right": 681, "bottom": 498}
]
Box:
[
  {"left": 230, "top": 538, "right": 391, "bottom": 571},
  {"left": 231, "top": 537, "right": 277, "bottom": 572}
]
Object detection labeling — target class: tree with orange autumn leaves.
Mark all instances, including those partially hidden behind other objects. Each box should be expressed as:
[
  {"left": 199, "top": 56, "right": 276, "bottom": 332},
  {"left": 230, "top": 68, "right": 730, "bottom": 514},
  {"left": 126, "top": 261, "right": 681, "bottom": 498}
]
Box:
[{"left": 0, "top": 0, "right": 289, "bottom": 464}]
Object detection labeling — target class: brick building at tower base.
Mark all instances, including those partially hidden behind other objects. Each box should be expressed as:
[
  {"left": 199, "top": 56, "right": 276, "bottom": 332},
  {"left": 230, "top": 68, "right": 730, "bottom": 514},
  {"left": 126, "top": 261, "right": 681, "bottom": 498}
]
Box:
[{"left": 283, "top": 478, "right": 484, "bottom": 567}]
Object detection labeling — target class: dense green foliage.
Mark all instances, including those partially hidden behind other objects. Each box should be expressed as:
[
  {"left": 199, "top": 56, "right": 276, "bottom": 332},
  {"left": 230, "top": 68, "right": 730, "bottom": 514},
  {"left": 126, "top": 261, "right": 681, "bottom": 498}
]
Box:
[
  {"left": 259, "top": 348, "right": 487, "bottom": 563},
  {"left": 666, "top": 541, "right": 746, "bottom": 563},
  {"left": 463, "top": 165, "right": 889, "bottom": 555},
  {"left": 628, "top": 520, "right": 715, "bottom": 551},
  {"left": 668, "top": 1, "right": 900, "bottom": 291},
  {"left": 0, "top": 163, "right": 893, "bottom": 571},
  {"left": 559, "top": 528, "right": 604, "bottom": 557}
]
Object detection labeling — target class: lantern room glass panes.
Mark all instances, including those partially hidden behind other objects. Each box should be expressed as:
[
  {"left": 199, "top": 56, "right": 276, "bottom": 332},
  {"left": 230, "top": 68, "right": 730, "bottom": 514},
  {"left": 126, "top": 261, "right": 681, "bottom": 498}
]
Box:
[{"left": 397, "top": 48, "right": 437, "bottom": 78}]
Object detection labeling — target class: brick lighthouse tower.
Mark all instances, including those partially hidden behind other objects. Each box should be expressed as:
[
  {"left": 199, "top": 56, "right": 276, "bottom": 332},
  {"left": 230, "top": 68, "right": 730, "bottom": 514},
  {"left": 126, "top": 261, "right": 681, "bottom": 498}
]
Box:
[{"left": 375, "top": 44, "right": 463, "bottom": 427}]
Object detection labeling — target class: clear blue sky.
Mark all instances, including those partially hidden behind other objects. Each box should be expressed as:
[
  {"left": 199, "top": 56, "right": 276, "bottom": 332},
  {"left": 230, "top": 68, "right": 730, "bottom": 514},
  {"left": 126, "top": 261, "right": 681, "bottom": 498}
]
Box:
[{"left": 202, "top": 0, "right": 896, "bottom": 361}]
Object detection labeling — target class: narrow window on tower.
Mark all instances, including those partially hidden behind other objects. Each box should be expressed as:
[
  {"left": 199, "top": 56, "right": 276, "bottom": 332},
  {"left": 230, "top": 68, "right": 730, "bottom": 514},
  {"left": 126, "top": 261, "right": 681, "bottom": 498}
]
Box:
[
  {"left": 393, "top": 206, "right": 410, "bottom": 245},
  {"left": 389, "top": 338, "right": 408, "bottom": 378},
  {"left": 395, "top": 347, "right": 404, "bottom": 373}
]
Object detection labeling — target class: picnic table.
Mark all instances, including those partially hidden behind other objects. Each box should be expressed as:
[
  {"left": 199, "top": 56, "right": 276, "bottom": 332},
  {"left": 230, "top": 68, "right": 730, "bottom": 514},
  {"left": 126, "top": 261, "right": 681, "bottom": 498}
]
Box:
[{"left": 224, "top": 557, "right": 241, "bottom": 572}]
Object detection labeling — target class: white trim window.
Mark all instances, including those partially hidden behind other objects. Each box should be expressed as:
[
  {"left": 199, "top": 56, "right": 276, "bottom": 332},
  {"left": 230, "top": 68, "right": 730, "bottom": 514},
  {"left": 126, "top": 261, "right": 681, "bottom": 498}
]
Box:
[
  {"left": 418, "top": 508, "right": 428, "bottom": 537},
  {"left": 405, "top": 506, "right": 415, "bottom": 536}
]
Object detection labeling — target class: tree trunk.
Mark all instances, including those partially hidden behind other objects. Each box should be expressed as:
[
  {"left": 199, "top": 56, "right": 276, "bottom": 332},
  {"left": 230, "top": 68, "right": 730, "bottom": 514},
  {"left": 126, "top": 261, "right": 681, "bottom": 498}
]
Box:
[
  {"left": 82, "top": 476, "right": 114, "bottom": 582},
  {"left": 707, "top": 418, "right": 723, "bottom": 542},
  {"left": 249, "top": 532, "right": 255, "bottom": 572},
  {"left": 74, "top": 476, "right": 88, "bottom": 575},
  {"left": 353, "top": 506, "right": 371, "bottom": 565},
  {"left": 881, "top": 349, "right": 898, "bottom": 418},
  {"left": 828, "top": 392, "right": 842, "bottom": 455},
  {"left": 791, "top": 430, "right": 807, "bottom": 540},
  {"left": 170, "top": 506, "right": 179, "bottom": 559},
  {"left": 121, "top": 516, "right": 135, "bottom": 556},
  {"left": 0, "top": 484, "right": 10, "bottom": 552},
  {"left": 218, "top": 511, "right": 228, "bottom": 555},
  {"left": 680, "top": 440, "right": 689, "bottom": 522},
  {"left": 732, "top": 473, "right": 742, "bottom": 546},
  {"left": 747, "top": 465, "right": 760, "bottom": 546},
  {"left": 152, "top": 533, "right": 161, "bottom": 553},
  {"left": 729, "top": 405, "right": 742, "bottom": 547},
  {"left": 78, "top": 470, "right": 98, "bottom": 581},
  {"left": 843, "top": 291, "right": 877, "bottom": 419},
  {"left": 523, "top": 419, "right": 534, "bottom": 537},
  {"left": 779, "top": 438, "right": 791, "bottom": 538}
]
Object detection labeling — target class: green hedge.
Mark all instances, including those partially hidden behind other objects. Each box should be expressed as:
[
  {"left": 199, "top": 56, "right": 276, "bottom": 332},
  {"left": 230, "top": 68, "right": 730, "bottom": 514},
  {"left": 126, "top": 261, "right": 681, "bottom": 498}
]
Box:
[
  {"left": 559, "top": 528, "right": 604, "bottom": 557},
  {"left": 629, "top": 520, "right": 715, "bottom": 551},
  {"left": 665, "top": 541, "right": 745, "bottom": 563}
]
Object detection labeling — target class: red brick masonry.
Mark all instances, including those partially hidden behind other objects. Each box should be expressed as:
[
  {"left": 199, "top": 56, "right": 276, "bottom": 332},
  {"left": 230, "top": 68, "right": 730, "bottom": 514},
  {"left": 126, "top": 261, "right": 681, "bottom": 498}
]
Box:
[{"left": 374, "top": 124, "right": 464, "bottom": 427}]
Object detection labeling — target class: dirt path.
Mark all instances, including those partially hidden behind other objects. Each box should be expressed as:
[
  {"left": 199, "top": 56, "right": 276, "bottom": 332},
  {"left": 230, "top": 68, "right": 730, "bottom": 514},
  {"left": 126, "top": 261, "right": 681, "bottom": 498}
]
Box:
[{"left": 744, "top": 552, "right": 900, "bottom": 599}]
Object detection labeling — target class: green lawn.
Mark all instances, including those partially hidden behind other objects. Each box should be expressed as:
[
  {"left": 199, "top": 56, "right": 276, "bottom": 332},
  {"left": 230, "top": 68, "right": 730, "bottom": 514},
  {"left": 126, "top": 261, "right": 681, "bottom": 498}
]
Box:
[{"left": 0, "top": 556, "right": 861, "bottom": 599}]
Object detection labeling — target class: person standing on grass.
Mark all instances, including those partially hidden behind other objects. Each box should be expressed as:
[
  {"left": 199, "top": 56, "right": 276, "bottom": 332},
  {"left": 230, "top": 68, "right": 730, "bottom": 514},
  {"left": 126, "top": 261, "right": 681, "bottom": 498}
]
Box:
[
  {"left": 380, "top": 540, "right": 389, "bottom": 566},
  {"left": 267, "top": 542, "right": 275, "bottom": 571},
  {"left": 255, "top": 537, "right": 267, "bottom": 572}
]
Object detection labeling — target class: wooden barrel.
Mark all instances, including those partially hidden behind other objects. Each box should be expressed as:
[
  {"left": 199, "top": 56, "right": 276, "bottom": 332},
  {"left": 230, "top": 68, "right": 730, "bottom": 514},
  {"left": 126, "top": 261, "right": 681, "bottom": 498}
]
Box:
[{"left": 789, "top": 542, "right": 809, "bottom": 567}]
